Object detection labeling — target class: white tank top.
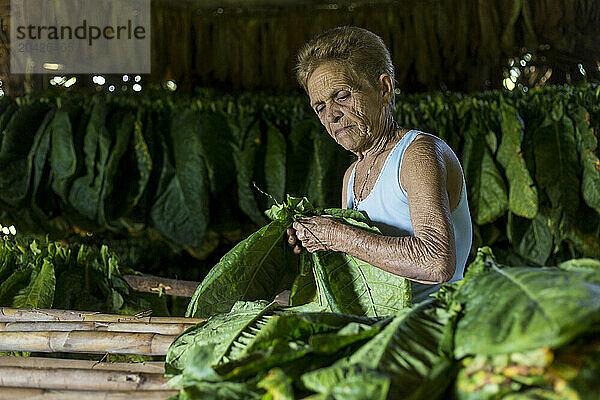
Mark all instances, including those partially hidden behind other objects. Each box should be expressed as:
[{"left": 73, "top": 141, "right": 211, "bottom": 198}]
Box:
[{"left": 346, "top": 130, "right": 472, "bottom": 303}]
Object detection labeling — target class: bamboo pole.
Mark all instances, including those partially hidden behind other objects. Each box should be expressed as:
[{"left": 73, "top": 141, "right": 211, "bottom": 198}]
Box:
[
  {"left": 0, "top": 356, "right": 164, "bottom": 373},
  {"left": 0, "top": 321, "right": 195, "bottom": 335},
  {"left": 0, "top": 307, "right": 204, "bottom": 324},
  {"left": 0, "top": 388, "right": 177, "bottom": 399},
  {"left": 0, "top": 331, "right": 177, "bottom": 355},
  {"left": 0, "top": 366, "right": 173, "bottom": 391},
  {"left": 122, "top": 274, "right": 199, "bottom": 297}
]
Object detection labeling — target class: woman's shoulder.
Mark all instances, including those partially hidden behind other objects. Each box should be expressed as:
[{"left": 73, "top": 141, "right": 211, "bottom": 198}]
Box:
[{"left": 403, "top": 131, "right": 465, "bottom": 210}]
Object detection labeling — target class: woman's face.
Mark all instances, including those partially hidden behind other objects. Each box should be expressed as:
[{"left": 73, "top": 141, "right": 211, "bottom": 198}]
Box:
[{"left": 306, "top": 62, "right": 387, "bottom": 154}]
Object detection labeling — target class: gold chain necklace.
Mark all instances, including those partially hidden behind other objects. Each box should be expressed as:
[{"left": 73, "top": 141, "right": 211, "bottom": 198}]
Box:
[{"left": 352, "top": 138, "right": 391, "bottom": 211}]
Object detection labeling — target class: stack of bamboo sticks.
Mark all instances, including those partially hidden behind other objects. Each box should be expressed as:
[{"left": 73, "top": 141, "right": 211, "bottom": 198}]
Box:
[{"left": 0, "top": 307, "right": 204, "bottom": 399}]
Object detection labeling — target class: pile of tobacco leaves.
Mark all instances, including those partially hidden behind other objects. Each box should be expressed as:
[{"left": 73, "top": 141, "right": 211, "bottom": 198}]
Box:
[
  {"left": 165, "top": 196, "right": 600, "bottom": 399},
  {"left": 0, "top": 232, "right": 168, "bottom": 315}
]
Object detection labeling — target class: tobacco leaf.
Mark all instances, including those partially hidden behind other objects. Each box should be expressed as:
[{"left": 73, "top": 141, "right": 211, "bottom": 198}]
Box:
[
  {"left": 232, "top": 119, "right": 267, "bottom": 226},
  {"left": 453, "top": 248, "right": 600, "bottom": 357},
  {"left": 28, "top": 109, "right": 57, "bottom": 220},
  {"left": 462, "top": 126, "right": 508, "bottom": 225},
  {"left": 496, "top": 101, "right": 538, "bottom": 219},
  {"left": 264, "top": 120, "right": 287, "bottom": 204},
  {"left": 197, "top": 111, "right": 235, "bottom": 196},
  {"left": 311, "top": 251, "right": 411, "bottom": 317},
  {"left": 68, "top": 98, "right": 113, "bottom": 224},
  {"left": 507, "top": 211, "right": 552, "bottom": 265},
  {"left": 12, "top": 259, "right": 55, "bottom": 309},
  {"left": 0, "top": 101, "right": 51, "bottom": 207},
  {"left": 568, "top": 104, "right": 600, "bottom": 214},
  {"left": 49, "top": 110, "right": 77, "bottom": 204},
  {"left": 301, "top": 301, "right": 455, "bottom": 400},
  {"left": 150, "top": 108, "right": 210, "bottom": 248},
  {"left": 185, "top": 220, "right": 290, "bottom": 318},
  {"left": 532, "top": 102, "right": 580, "bottom": 237},
  {"left": 99, "top": 109, "right": 135, "bottom": 226}
]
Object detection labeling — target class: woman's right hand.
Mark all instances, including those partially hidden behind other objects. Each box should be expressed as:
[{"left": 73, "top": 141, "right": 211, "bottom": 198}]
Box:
[{"left": 286, "top": 227, "right": 305, "bottom": 254}]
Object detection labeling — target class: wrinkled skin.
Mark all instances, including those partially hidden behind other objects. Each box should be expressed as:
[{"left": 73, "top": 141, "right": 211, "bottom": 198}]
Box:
[{"left": 287, "top": 61, "right": 463, "bottom": 285}]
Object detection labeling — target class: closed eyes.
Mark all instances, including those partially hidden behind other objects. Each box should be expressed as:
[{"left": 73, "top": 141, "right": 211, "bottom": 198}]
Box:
[{"left": 315, "top": 91, "right": 351, "bottom": 114}]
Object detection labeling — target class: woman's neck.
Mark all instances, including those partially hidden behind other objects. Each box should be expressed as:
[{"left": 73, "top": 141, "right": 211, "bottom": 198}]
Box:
[{"left": 359, "top": 120, "right": 403, "bottom": 159}]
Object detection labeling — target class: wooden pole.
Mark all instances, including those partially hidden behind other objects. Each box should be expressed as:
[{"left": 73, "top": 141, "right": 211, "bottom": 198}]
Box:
[
  {"left": 0, "top": 331, "right": 177, "bottom": 355},
  {"left": 0, "top": 321, "right": 195, "bottom": 335},
  {"left": 122, "top": 274, "right": 199, "bottom": 297},
  {"left": 0, "top": 307, "right": 204, "bottom": 325},
  {"left": 0, "top": 388, "right": 177, "bottom": 399},
  {"left": 0, "top": 366, "right": 174, "bottom": 391},
  {"left": 0, "top": 356, "right": 164, "bottom": 373}
]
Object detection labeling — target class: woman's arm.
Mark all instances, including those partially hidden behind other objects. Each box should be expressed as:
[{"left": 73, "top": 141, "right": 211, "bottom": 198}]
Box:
[
  {"left": 293, "top": 136, "right": 456, "bottom": 284},
  {"left": 340, "top": 161, "right": 356, "bottom": 209}
]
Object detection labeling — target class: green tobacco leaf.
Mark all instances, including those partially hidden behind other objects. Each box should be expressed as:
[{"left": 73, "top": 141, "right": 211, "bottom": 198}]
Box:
[
  {"left": 217, "top": 339, "right": 311, "bottom": 380},
  {"left": 0, "top": 97, "right": 17, "bottom": 134},
  {"left": 496, "top": 102, "right": 538, "bottom": 219},
  {"left": 309, "top": 320, "right": 387, "bottom": 355},
  {"left": 507, "top": 211, "right": 552, "bottom": 265},
  {"left": 307, "top": 127, "right": 339, "bottom": 207},
  {"left": 257, "top": 368, "right": 294, "bottom": 400},
  {"left": 49, "top": 110, "right": 77, "bottom": 204},
  {"left": 289, "top": 252, "right": 316, "bottom": 306},
  {"left": 28, "top": 109, "right": 56, "bottom": 219},
  {"left": 68, "top": 98, "right": 112, "bottom": 223},
  {"left": 98, "top": 110, "right": 135, "bottom": 226},
  {"left": 568, "top": 104, "right": 600, "bottom": 214},
  {"left": 12, "top": 259, "right": 56, "bottom": 308},
  {"left": 167, "top": 300, "right": 276, "bottom": 376},
  {"left": 225, "top": 311, "right": 369, "bottom": 361},
  {"left": 558, "top": 258, "right": 600, "bottom": 273},
  {"left": 177, "top": 381, "right": 262, "bottom": 400},
  {"left": 286, "top": 119, "right": 314, "bottom": 197},
  {"left": 301, "top": 301, "right": 455, "bottom": 400},
  {"left": 533, "top": 106, "right": 580, "bottom": 234},
  {"left": 462, "top": 127, "right": 508, "bottom": 225},
  {"left": 215, "top": 311, "right": 377, "bottom": 380},
  {"left": 233, "top": 120, "right": 267, "bottom": 226},
  {"left": 0, "top": 268, "right": 31, "bottom": 306},
  {"left": 150, "top": 110, "right": 209, "bottom": 248},
  {"left": 302, "top": 365, "right": 390, "bottom": 400},
  {"left": 185, "top": 220, "right": 291, "bottom": 318},
  {"left": 322, "top": 208, "right": 369, "bottom": 223},
  {"left": 264, "top": 120, "right": 287, "bottom": 204},
  {"left": 172, "top": 344, "right": 221, "bottom": 387},
  {"left": 312, "top": 251, "right": 411, "bottom": 317},
  {"left": 197, "top": 112, "right": 235, "bottom": 195},
  {"left": 454, "top": 248, "right": 600, "bottom": 357},
  {"left": 130, "top": 111, "right": 152, "bottom": 207},
  {"left": 0, "top": 101, "right": 51, "bottom": 207}
]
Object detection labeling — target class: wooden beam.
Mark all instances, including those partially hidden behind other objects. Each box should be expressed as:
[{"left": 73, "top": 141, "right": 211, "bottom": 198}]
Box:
[
  {"left": 0, "top": 356, "right": 164, "bottom": 373},
  {"left": 122, "top": 274, "right": 199, "bottom": 297},
  {"left": 0, "top": 308, "right": 204, "bottom": 325},
  {"left": 0, "top": 366, "right": 174, "bottom": 391},
  {"left": 0, "top": 388, "right": 177, "bottom": 399},
  {"left": 0, "top": 331, "right": 176, "bottom": 355},
  {"left": 0, "top": 321, "right": 195, "bottom": 335}
]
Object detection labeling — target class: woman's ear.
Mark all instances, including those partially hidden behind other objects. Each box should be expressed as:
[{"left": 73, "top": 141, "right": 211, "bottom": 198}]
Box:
[{"left": 379, "top": 73, "right": 394, "bottom": 104}]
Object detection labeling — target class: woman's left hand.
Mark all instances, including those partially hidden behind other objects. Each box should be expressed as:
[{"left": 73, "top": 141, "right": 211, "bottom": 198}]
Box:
[{"left": 290, "top": 216, "right": 341, "bottom": 253}]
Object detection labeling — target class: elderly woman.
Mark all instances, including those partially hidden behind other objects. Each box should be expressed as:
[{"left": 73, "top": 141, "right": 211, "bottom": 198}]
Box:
[{"left": 287, "top": 26, "right": 472, "bottom": 303}]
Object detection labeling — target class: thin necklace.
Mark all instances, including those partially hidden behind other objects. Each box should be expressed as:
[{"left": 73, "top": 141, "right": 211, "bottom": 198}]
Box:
[{"left": 352, "top": 136, "right": 391, "bottom": 210}]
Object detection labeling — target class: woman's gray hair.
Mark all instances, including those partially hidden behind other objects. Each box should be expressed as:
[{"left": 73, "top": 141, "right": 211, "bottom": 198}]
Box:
[{"left": 295, "top": 26, "right": 395, "bottom": 96}]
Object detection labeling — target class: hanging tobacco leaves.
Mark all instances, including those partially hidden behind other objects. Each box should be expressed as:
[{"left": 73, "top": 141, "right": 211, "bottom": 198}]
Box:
[{"left": 1, "top": 85, "right": 600, "bottom": 265}]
